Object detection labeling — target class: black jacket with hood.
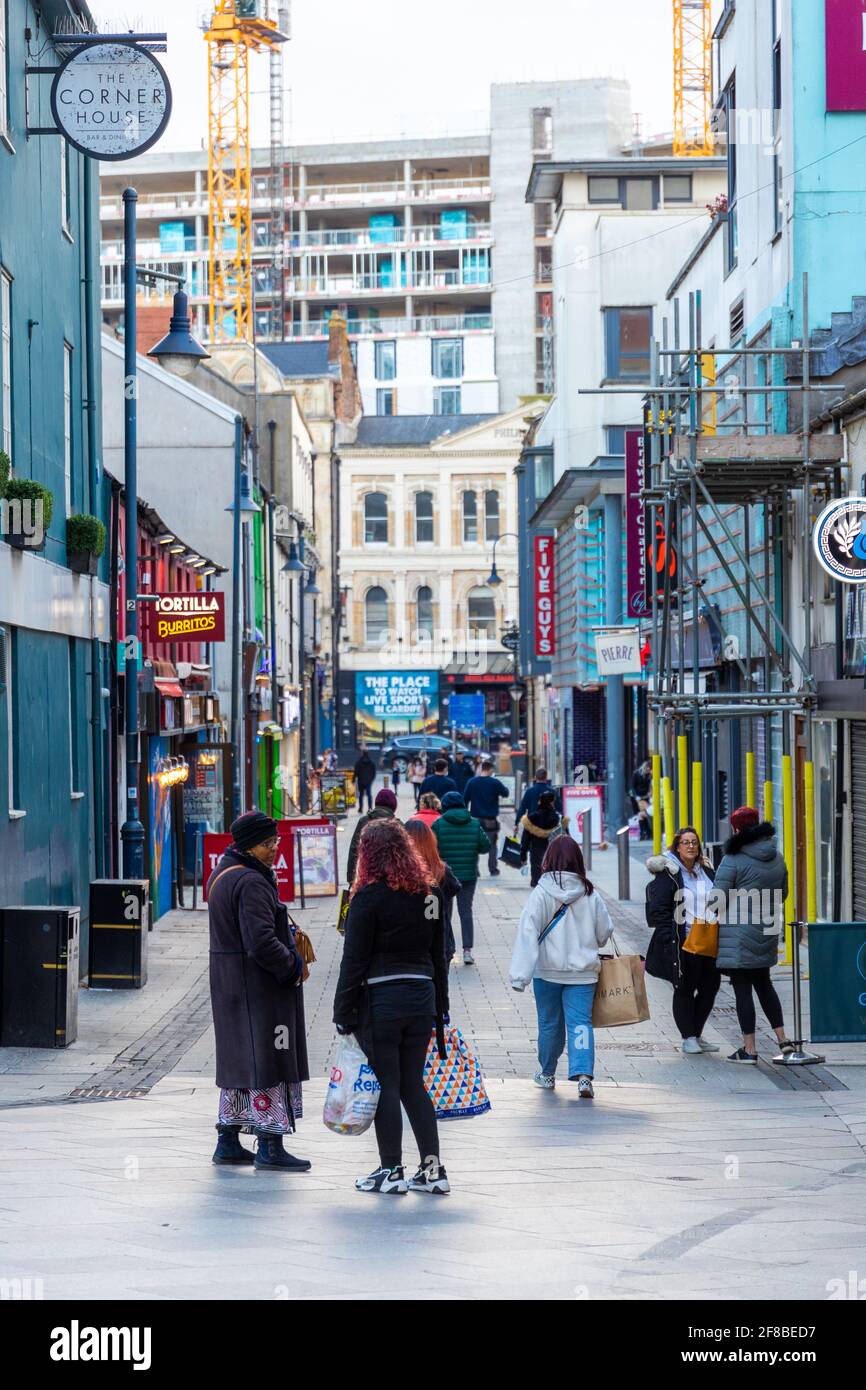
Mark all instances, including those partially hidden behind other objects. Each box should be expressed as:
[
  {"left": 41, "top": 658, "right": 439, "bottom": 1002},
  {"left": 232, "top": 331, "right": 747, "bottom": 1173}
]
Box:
[{"left": 645, "top": 851, "right": 715, "bottom": 985}]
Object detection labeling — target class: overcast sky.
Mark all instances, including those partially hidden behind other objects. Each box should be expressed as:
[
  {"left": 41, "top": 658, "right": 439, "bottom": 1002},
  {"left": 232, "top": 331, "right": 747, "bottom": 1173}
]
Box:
[{"left": 89, "top": 1, "right": 678, "bottom": 152}]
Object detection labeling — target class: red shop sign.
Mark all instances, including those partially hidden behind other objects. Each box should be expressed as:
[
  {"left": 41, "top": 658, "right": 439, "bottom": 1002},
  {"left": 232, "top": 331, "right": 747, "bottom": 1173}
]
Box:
[
  {"left": 534, "top": 534, "right": 556, "bottom": 658},
  {"left": 202, "top": 823, "right": 296, "bottom": 904},
  {"left": 146, "top": 591, "right": 226, "bottom": 646}
]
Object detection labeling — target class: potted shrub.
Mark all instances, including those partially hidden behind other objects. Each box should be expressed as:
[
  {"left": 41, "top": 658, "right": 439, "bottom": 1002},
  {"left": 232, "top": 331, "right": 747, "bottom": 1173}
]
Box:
[
  {"left": 3, "top": 477, "right": 53, "bottom": 552},
  {"left": 66, "top": 513, "right": 106, "bottom": 576}
]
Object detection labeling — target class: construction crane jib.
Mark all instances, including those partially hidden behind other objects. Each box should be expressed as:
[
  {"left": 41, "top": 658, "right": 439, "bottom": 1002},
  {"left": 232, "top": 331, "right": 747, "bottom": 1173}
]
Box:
[
  {"left": 204, "top": 1, "right": 288, "bottom": 344},
  {"left": 672, "top": 0, "right": 714, "bottom": 158}
]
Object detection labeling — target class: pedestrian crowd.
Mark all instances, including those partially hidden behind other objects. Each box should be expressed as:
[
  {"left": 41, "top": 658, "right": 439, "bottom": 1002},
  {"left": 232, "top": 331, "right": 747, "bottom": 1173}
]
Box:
[{"left": 206, "top": 756, "right": 795, "bottom": 1196}]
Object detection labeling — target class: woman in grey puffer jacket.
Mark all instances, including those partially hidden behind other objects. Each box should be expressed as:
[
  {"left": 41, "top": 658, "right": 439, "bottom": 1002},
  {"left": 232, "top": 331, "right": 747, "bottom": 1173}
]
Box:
[{"left": 713, "top": 806, "right": 794, "bottom": 1065}]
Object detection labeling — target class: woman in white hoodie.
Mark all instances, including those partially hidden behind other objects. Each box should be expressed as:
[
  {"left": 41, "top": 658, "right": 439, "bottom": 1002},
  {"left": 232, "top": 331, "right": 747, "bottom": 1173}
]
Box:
[{"left": 509, "top": 836, "right": 614, "bottom": 1098}]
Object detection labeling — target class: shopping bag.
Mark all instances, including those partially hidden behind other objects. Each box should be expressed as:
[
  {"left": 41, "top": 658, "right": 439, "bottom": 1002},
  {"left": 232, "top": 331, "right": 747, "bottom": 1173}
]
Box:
[
  {"left": 423, "top": 1026, "right": 491, "bottom": 1119},
  {"left": 681, "top": 918, "right": 718, "bottom": 958},
  {"left": 336, "top": 887, "right": 351, "bottom": 935},
  {"left": 322, "top": 1035, "right": 380, "bottom": 1134},
  {"left": 592, "top": 938, "right": 651, "bottom": 1027},
  {"left": 500, "top": 835, "right": 523, "bottom": 869}
]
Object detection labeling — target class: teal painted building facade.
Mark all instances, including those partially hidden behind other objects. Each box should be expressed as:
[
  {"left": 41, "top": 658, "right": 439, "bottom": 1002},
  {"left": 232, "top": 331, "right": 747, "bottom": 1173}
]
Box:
[{"left": 0, "top": 1, "right": 110, "bottom": 968}]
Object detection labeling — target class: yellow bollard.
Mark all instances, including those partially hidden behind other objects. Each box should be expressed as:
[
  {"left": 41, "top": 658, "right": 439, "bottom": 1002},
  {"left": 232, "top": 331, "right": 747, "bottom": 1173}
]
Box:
[
  {"left": 804, "top": 760, "right": 817, "bottom": 922},
  {"left": 652, "top": 753, "right": 662, "bottom": 854},
  {"left": 677, "top": 734, "right": 689, "bottom": 827},
  {"left": 691, "top": 761, "right": 703, "bottom": 842},
  {"left": 763, "top": 778, "right": 773, "bottom": 824},
  {"left": 662, "top": 776, "right": 675, "bottom": 848},
  {"left": 782, "top": 754, "right": 795, "bottom": 965},
  {"left": 745, "top": 750, "right": 756, "bottom": 810}
]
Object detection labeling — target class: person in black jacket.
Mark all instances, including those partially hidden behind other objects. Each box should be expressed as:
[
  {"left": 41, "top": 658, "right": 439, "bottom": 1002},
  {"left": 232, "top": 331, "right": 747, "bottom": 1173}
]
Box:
[
  {"left": 519, "top": 790, "right": 564, "bottom": 886},
  {"left": 334, "top": 817, "right": 450, "bottom": 1196},
  {"left": 353, "top": 747, "right": 376, "bottom": 813},
  {"left": 420, "top": 757, "right": 457, "bottom": 801},
  {"left": 207, "top": 810, "right": 310, "bottom": 1172},
  {"left": 645, "top": 826, "right": 720, "bottom": 1056},
  {"left": 450, "top": 749, "right": 474, "bottom": 795}
]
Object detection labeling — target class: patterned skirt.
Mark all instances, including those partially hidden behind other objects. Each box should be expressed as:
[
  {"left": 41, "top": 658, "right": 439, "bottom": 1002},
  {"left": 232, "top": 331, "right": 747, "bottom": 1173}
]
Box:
[{"left": 217, "top": 1082, "right": 304, "bottom": 1135}]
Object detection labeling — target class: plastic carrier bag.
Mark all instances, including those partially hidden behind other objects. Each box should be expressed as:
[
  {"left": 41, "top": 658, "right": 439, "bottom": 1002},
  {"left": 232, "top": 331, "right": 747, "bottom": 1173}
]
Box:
[{"left": 323, "top": 1035, "right": 380, "bottom": 1135}]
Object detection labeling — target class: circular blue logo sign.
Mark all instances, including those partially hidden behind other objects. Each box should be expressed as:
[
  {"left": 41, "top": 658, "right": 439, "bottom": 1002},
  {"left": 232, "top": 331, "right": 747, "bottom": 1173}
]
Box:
[{"left": 812, "top": 497, "right": 866, "bottom": 585}]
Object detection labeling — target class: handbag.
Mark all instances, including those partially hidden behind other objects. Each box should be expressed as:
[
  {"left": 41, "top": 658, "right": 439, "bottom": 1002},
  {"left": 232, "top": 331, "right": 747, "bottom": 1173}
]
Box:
[
  {"left": 424, "top": 1026, "right": 491, "bottom": 1119},
  {"left": 336, "top": 887, "right": 351, "bottom": 935},
  {"left": 681, "top": 918, "right": 719, "bottom": 958},
  {"left": 288, "top": 915, "right": 316, "bottom": 981},
  {"left": 592, "top": 936, "right": 651, "bottom": 1027},
  {"left": 500, "top": 835, "right": 522, "bottom": 869}
]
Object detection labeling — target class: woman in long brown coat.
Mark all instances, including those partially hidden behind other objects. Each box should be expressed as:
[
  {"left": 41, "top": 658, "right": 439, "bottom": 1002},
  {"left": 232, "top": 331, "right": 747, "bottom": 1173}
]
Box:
[{"left": 207, "top": 811, "right": 310, "bottom": 1171}]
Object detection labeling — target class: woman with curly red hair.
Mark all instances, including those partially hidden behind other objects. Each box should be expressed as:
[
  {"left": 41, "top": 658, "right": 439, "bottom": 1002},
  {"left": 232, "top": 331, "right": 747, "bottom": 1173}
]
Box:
[{"left": 333, "top": 817, "right": 450, "bottom": 1195}]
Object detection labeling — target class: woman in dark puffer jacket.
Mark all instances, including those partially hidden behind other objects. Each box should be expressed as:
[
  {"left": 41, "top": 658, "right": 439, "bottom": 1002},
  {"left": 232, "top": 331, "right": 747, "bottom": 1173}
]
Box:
[{"left": 519, "top": 789, "right": 565, "bottom": 886}]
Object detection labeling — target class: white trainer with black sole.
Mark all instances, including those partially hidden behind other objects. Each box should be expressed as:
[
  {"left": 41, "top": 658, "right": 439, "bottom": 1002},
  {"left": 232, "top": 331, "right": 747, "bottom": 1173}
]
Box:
[
  {"left": 355, "top": 1165, "right": 408, "bottom": 1194},
  {"left": 409, "top": 1155, "right": 450, "bottom": 1195},
  {"left": 576, "top": 1076, "right": 594, "bottom": 1099},
  {"left": 697, "top": 1037, "right": 720, "bottom": 1052},
  {"left": 463, "top": 949, "right": 474, "bottom": 965}
]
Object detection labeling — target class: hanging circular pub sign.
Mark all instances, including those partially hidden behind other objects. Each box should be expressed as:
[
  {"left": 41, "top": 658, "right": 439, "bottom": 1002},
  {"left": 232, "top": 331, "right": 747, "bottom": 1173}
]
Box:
[
  {"left": 812, "top": 496, "right": 866, "bottom": 585},
  {"left": 50, "top": 41, "right": 172, "bottom": 161}
]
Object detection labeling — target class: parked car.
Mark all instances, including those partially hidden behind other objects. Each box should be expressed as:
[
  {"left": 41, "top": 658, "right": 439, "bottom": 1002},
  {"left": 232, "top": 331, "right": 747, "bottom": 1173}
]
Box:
[{"left": 379, "top": 734, "right": 476, "bottom": 774}]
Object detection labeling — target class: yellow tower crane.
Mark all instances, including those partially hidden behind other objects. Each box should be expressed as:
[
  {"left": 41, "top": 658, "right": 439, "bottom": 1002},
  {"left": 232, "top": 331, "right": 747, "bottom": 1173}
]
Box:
[
  {"left": 204, "top": 1, "right": 288, "bottom": 343},
  {"left": 672, "top": 0, "right": 714, "bottom": 157}
]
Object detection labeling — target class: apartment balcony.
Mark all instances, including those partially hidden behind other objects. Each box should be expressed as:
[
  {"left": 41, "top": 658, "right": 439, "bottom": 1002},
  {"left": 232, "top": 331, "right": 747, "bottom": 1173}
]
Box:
[
  {"left": 100, "top": 190, "right": 274, "bottom": 221},
  {"left": 101, "top": 257, "right": 210, "bottom": 307},
  {"left": 102, "top": 235, "right": 211, "bottom": 261},
  {"left": 300, "top": 175, "right": 490, "bottom": 208},
  {"left": 292, "top": 221, "right": 492, "bottom": 251},
  {"left": 289, "top": 268, "right": 490, "bottom": 297},
  {"left": 286, "top": 312, "right": 493, "bottom": 339}
]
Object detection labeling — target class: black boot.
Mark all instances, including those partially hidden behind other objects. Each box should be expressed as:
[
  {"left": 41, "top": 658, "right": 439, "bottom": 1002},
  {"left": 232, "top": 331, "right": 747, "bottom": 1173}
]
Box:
[
  {"left": 254, "top": 1131, "right": 312, "bottom": 1172},
  {"left": 212, "top": 1125, "right": 255, "bottom": 1166}
]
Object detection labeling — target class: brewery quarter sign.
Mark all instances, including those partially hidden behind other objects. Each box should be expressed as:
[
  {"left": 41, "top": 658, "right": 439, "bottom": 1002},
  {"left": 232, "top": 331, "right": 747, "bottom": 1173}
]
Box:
[
  {"left": 50, "top": 41, "right": 172, "bottom": 161},
  {"left": 146, "top": 593, "right": 226, "bottom": 645}
]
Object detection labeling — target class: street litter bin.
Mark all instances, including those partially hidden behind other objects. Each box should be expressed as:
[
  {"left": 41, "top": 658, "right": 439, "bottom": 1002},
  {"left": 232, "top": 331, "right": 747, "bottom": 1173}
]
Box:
[
  {"left": 0, "top": 906, "right": 80, "bottom": 1047},
  {"left": 88, "top": 880, "right": 150, "bottom": 990}
]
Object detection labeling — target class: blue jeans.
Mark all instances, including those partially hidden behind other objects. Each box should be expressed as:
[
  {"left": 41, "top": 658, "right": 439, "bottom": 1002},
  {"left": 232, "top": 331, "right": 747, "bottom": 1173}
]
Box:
[{"left": 532, "top": 979, "right": 596, "bottom": 1079}]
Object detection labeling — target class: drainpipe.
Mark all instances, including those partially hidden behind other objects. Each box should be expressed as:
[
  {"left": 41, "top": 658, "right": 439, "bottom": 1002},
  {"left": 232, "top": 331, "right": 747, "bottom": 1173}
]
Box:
[
  {"left": 604, "top": 492, "right": 626, "bottom": 836},
  {"left": 230, "top": 416, "right": 243, "bottom": 820}
]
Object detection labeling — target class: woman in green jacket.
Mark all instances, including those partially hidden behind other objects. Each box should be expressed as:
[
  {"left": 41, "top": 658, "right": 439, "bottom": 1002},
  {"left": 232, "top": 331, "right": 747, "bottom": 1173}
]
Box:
[{"left": 432, "top": 791, "right": 490, "bottom": 966}]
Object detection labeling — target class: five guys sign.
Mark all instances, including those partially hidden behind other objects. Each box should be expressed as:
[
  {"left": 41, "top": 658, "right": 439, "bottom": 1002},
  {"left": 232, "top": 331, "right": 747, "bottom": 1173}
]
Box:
[{"left": 534, "top": 535, "right": 556, "bottom": 658}]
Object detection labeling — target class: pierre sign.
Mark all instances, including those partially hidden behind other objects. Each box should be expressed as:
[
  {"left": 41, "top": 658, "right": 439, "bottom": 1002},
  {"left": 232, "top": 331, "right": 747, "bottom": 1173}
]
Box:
[{"left": 51, "top": 41, "right": 172, "bottom": 161}]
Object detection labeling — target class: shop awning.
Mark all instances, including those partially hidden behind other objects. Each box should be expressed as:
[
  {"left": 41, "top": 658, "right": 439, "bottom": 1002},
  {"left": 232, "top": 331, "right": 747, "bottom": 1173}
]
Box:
[
  {"left": 443, "top": 654, "right": 515, "bottom": 678},
  {"left": 155, "top": 678, "right": 183, "bottom": 698}
]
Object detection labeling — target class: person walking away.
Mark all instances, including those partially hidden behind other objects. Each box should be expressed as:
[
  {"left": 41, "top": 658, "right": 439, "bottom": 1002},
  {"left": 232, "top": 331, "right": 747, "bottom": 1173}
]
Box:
[
  {"left": 516, "top": 766, "right": 561, "bottom": 825},
  {"left": 207, "top": 811, "right": 310, "bottom": 1171},
  {"left": 333, "top": 818, "right": 450, "bottom": 1195},
  {"left": 630, "top": 760, "right": 653, "bottom": 840},
  {"left": 354, "top": 746, "right": 376, "bottom": 814},
  {"left": 409, "top": 792, "right": 442, "bottom": 830},
  {"left": 409, "top": 756, "right": 426, "bottom": 809},
  {"left": 465, "top": 759, "right": 510, "bottom": 877},
  {"left": 346, "top": 787, "right": 398, "bottom": 885},
  {"left": 432, "top": 790, "right": 490, "bottom": 966},
  {"left": 519, "top": 789, "right": 565, "bottom": 886},
  {"left": 645, "top": 827, "right": 720, "bottom": 1056},
  {"left": 451, "top": 749, "right": 474, "bottom": 796},
  {"left": 713, "top": 806, "right": 794, "bottom": 1064},
  {"left": 420, "top": 757, "right": 457, "bottom": 801},
  {"left": 509, "top": 836, "right": 613, "bottom": 1098},
  {"left": 405, "top": 817, "right": 461, "bottom": 965}
]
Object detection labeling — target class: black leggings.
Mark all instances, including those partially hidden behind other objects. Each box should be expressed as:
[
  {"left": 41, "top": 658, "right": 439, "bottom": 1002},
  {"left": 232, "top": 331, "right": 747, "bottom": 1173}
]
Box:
[
  {"left": 672, "top": 952, "right": 720, "bottom": 1039},
  {"left": 370, "top": 1011, "right": 439, "bottom": 1169},
  {"left": 727, "top": 967, "right": 785, "bottom": 1035}
]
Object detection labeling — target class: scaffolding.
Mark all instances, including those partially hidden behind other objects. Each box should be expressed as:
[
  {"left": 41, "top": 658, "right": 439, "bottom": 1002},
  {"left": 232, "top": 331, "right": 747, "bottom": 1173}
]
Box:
[
  {"left": 644, "top": 273, "right": 846, "bottom": 955},
  {"left": 672, "top": 0, "right": 714, "bottom": 157}
]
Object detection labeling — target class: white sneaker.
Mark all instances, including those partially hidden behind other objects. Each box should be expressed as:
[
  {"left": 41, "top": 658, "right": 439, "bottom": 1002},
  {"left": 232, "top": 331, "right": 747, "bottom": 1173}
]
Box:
[
  {"left": 409, "top": 1155, "right": 450, "bottom": 1195},
  {"left": 577, "top": 1076, "right": 594, "bottom": 1099},
  {"left": 697, "top": 1037, "right": 720, "bottom": 1052},
  {"left": 463, "top": 949, "right": 474, "bottom": 965},
  {"left": 533, "top": 1071, "right": 555, "bottom": 1089},
  {"left": 682, "top": 1037, "right": 703, "bottom": 1054},
  {"left": 355, "top": 1165, "right": 407, "bottom": 1194}
]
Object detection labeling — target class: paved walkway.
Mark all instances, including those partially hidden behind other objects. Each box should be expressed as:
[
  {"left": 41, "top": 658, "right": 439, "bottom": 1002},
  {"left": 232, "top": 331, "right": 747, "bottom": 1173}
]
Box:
[{"left": 1, "top": 785, "right": 865, "bottom": 1299}]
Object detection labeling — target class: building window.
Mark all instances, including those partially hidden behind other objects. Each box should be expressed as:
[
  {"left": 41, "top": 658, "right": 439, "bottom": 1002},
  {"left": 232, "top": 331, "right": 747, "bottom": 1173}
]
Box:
[
  {"left": 663, "top": 174, "right": 692, "bottom": 203},
  {"left": 64, "top": 342, "right": 73, "bottom": 514},
  {"left": 68, "top": 639, "right": 82, "bottom": 796},
  {"left": 534, "top": 452, "right": 554, "bottom": 499},
  {"left": 434, "top": 385, "right": 461, "bottom": 414},
  {"left": 534, "top": 201, "right": 554, "bottom": 237},
  {"left": 723, "top": 77, "right": 738, "bottom": 271},
  {"left": 532, "top": 107, "right": 553, "bottom": 155},
  {"left": 364, "top": 587, "right": 389, "bottom": 644},
  {"left": 364, "top": 491, "right": 388, "bottom": 544},
  {"left": 604, "top": 307, "right": 652, "bottom": 380},
  {"left": 462, "top": 490, "right": 478, "bottom": 543},
  {"left": 414, "top": 490, "right": 434, "bottom": 543},
  {"left": 432, "top": 337, "right": 463, "bottom": 379},
  {"left": 374, "top": 340, "right": 396, "bottom": 380},
  {"left": 375, "top": 387, "right": 395, "bottom": 416},
  {"left": 588, "top": 176, "right": 620, "bottom": 204},
  {"left": 467, "top": 586, "right": 496, "bottom": 638},
  {"left": 484, "top": 489, "right": 500, "bottom": 542},
  {"left": 623, "top": 178, "right": 656, "bottom": 211},
  {"left": 772, "top": 36, "right": 783, "bottom": 236},
  {"left": 605, "top": 426, "right": 627, "bottom": 456},
  {"left": 416, "top": 585, "right": 433, "bottom": 639},
  {"left": 536, "top": 245, "right": 553, "bottom": 283},
  {"left": 0, "top": 2, "right": 8, "bottom": 139},
  {"left": 61, "top": 141, "right": 72, "bottom": 235},
  {"left": 0, "top": 269, "right": 10, "bottom": 460}
]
